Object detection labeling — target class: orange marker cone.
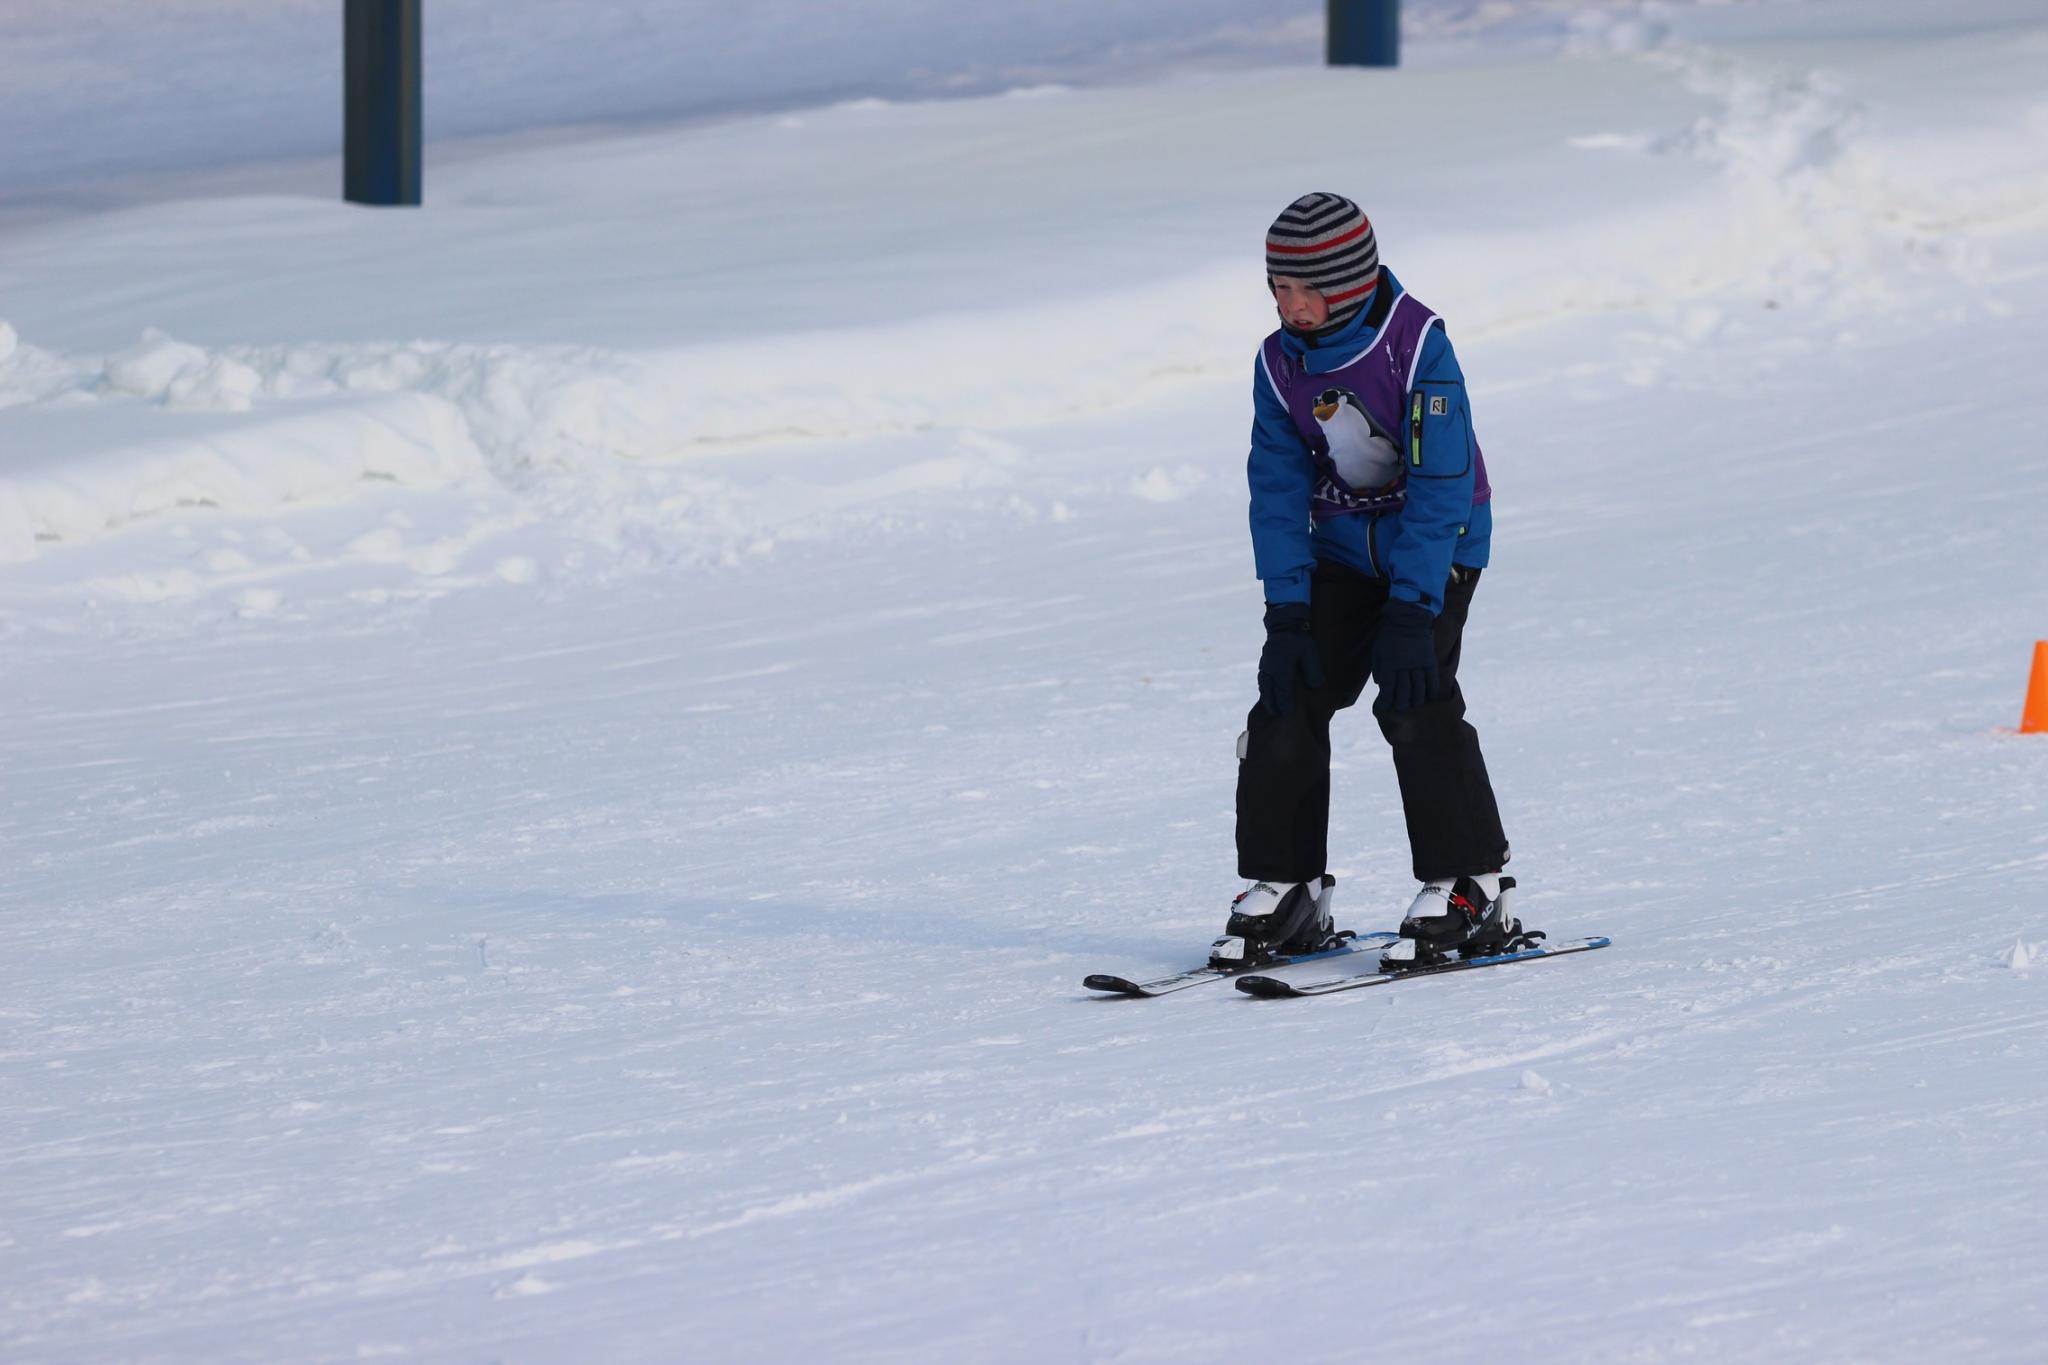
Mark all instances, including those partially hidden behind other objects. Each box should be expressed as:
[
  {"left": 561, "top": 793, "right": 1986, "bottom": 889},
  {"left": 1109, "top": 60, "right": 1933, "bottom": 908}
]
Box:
[{"left": 2024, "top": 641, "right": 2048, "bottom": 735}]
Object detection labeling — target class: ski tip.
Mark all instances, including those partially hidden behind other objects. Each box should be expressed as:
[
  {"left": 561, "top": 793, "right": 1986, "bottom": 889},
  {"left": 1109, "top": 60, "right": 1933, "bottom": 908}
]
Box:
[
  {"left": 1082, "top": 974, "right": 1143, "bottom": 995},
  {"left": 1536, "top": 935, "right": 1612, "bottom": 953},
  {"left": 1234, "top": 975, "right": 1299, "bottom": 999}
]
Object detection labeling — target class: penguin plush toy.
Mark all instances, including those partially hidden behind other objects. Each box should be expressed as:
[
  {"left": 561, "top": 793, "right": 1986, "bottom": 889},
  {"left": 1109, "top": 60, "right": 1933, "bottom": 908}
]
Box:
[{"left": 1312, "top": 387, "right": 1402, "bottom": 493}]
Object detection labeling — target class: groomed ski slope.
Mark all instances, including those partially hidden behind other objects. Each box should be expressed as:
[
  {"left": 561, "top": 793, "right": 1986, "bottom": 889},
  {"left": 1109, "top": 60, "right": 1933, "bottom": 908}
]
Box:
[{"left": 5, "top": 3, "right": 2048, "bottom": 1361}]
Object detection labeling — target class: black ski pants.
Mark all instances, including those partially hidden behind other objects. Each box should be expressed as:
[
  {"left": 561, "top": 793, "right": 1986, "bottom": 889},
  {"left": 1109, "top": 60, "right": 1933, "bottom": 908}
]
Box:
[{"left": 1236, "top": 560, "right": 1509, "bottom": 884}]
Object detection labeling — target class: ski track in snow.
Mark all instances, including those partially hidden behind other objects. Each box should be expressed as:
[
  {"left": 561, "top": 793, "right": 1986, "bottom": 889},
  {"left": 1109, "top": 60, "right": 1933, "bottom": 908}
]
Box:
[{"left": 6, "top": 6, "right": 2048, "bottom": 1363}]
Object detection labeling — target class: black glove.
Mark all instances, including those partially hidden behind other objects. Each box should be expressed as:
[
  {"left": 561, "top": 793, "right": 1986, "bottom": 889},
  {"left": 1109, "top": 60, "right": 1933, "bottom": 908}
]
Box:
[
  {"left": 1372, "top": 600, "right": 1440, "bottom": 713},
  {"left": 1257, "top": 601, "right": 1324, "bottom": 716}
]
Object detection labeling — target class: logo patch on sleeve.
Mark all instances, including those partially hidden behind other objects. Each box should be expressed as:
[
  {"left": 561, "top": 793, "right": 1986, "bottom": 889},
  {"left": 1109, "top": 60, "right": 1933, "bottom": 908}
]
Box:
[{"left": 1428, "top": 396, "right": 1449, "bottom": 416}]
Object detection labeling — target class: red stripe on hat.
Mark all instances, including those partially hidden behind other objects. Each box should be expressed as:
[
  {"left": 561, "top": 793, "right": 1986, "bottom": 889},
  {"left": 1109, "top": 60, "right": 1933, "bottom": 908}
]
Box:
[
  {"left": 1323, "top": 277, "right": 1380, "bottom": 305},
  {"left": 1265, "top": 219, "right": 1372, "bottom": 254}
]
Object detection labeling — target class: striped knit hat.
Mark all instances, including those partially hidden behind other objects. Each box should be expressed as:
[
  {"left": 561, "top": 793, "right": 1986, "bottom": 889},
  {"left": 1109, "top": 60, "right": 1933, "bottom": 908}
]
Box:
[{"left": 1265, "top": 192, "right": 1380, "bottom": 333}]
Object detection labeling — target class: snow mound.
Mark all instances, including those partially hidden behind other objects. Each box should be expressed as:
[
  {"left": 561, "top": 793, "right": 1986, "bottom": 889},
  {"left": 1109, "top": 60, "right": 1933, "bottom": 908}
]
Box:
[
  {"left": 102, "top": 329, "right": 264, "bottom": 412},
  {"left": 0, "top": 377, "right": 482, "bottom": 564}
]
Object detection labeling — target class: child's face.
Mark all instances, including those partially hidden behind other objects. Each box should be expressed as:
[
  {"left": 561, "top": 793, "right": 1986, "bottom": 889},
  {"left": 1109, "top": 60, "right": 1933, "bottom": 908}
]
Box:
[{"left": 1270, "top": 275, "right": 1329, "bottom": 330}]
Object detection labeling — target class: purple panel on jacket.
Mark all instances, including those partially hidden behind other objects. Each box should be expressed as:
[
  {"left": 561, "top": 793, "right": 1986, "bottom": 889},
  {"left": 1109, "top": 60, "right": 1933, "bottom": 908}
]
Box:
[{"left": 1260, "top": 291, "right": 1491, "bottom": 523}]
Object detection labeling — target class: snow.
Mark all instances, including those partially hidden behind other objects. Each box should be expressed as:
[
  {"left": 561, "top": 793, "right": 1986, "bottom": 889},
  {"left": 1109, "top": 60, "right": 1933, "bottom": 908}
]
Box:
[{"left": 5, "top": 2, "right": 2048, "bottom": 1361}]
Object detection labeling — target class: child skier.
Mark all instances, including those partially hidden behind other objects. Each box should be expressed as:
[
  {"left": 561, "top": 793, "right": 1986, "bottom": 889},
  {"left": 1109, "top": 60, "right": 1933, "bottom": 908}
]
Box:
[{"left": 1211, "top": 192, "right": 1530, "bottom": 971}]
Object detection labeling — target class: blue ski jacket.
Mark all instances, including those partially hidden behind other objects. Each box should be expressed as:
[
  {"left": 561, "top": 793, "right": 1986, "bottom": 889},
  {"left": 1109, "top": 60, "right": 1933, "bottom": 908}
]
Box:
[{"left": 1248, "top": 267, "right": 1492, "bottom": 613}]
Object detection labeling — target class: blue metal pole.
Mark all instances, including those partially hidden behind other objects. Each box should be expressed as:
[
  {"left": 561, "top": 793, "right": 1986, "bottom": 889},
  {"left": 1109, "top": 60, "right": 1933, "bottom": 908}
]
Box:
[
  {"left": 1327, "top": 0, "right": 1400, "bottom": 68},
  {"left": 344, "top": 0, "right": 422, "bottom": 206}
]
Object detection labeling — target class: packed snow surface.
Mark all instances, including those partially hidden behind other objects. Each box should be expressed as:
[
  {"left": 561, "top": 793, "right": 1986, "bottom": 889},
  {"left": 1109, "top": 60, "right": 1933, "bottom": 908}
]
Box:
[{"left": 4, "top": 2, "right": 2048, "bottom": 1361}]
